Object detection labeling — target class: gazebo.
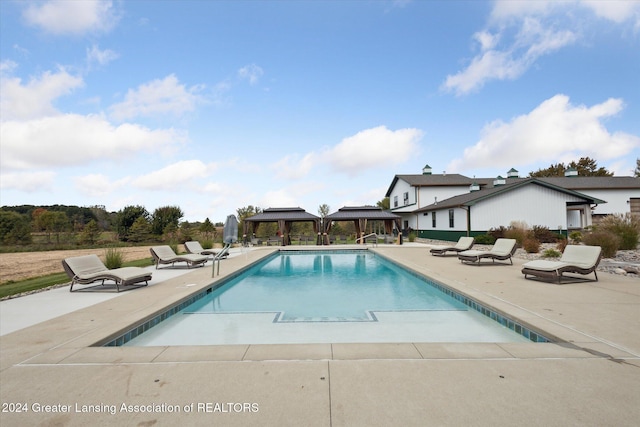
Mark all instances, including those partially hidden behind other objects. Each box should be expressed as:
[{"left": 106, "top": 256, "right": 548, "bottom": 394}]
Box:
[
  {"left": 243, "top": 207, "right": 321, "bottom": 246},
  {"left": 324, "top": 206, "right": 402, "bottom": 244}
]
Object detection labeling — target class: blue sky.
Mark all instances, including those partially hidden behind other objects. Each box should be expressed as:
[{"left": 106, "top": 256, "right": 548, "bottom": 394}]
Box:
[{"left": 1, "top": 0, "right": 639, "bottom": 223}]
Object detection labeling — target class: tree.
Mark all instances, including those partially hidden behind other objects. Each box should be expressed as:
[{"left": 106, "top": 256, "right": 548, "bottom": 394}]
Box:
[
  {"left": 376, "top": 197, "right": 390, "bottom": 210},
  {"left": 199, "top": 218, "right": 216, "bottom": 240},
  {"left": 116, "top": 205, "right": 149, "bottom": 241},
  {"left": 635, "top": 158, "right": 640, "bottom": 178},
  {"left": 127, "top": 216, "right": 152, "bottom": 243},
  {"left": 151, "top": 205, "right": 184, "bottom": 236},
  {"left": 39, "top": 210, "right": 69, "bottom": 243},
  {"left": 0, "top": 211, "right": 32, "bottom": 245},
  {"left": 237, "top": 205, "right": 262, "bottom": 236},
  {"left": 318, "top": 204, "right": 330, "bottom": 219},
  {"left": 79, "top": 219, "right": 101, "bottom": 245},
  {"left": 529, "top": 157, "right": 613, "bottom": 177}
]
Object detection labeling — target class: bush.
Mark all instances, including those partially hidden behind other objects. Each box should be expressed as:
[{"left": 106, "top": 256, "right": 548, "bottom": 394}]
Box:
[
  {"left": 556, "top": 236, "right": 568, "bottom": 252},
  {"left": 505, "top": 221, "right": 529, "bottom": 245},
  {"left": 474, "top": 234, "right": 496, "bottom": 245},
  {"left": 104, "top": 247, "right": 124, "bottom": 269},
  {"left": 569, "top": 231, "right": 582, "bottom": 244},
  {"left": 408, "top": 232, "right": 416, "bottom": 242},
  {"left": 542, "top": 248, "right": 562, "bottom": 258},
  {"left": 201, "top": 238, "right": 214, "bottom": 249},
  {"left": 488, "top": 226, "right": 506, "bottom": 240},
  {"left": 522, "top": 236, "right": 541, "bottom": 253},
  {"left": 532, "top": 225, "right": 558, "bottom": 243},
  {"left": 582, "top": 231, "right": 621, "bottom": 258},
  {"left": 598, "top": 213, "right": 640, "bottom": 250}
]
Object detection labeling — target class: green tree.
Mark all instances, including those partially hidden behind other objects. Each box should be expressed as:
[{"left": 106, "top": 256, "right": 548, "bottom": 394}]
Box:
[
  {"left": 39, "top": 211, "right": 70, "bottom": 243},
  {"left": 635, "top": 158, "right": 639, "bottom": 177},
  {"left": 79, "top": 219, "right": 101, "bottom": 245},
  {"left": 151, "top": 205, "right": 184, "bottom": 236},
  {"left": 116, "top": 205, "right": 149, "bottom": 241},
  {"left": 529, "top": 157, "right": 613, "bottom": 177},
  {"left": 376, "top": 197, "right": 390, "bottom": 210},
  {"left": 237, "top": 205, "right": 262, "bottom": 237},
  {"left": 199, "top": 217, "right": 216, "bottom": 240},
  {"left": 127, "top": 216, "right": 152, "bottom": 243},
  {"left": 0, "top": 211, "right": 32, "bottom": 245}
]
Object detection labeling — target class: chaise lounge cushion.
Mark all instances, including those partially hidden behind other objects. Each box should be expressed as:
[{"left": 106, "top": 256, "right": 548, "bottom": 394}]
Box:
[
  {"left": 457, "top": 238, "right": 517, "bottom": 265},
  {"left": 63, "top": 254, "right": 152, "bottom": 292},
  {"left": 150, "top": 245, "right": 208, "bottom": 269},
  {"left": 521, "top": 245, "right": 602, "bottom": 283},
  {"left": 430, "top": 236, "right": 475, "bottom": 255}
]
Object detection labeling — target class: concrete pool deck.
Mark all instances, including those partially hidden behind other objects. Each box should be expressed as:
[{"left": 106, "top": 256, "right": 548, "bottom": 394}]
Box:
[{"left": 1, "top": 245, "right": 639, "bottom": 426}]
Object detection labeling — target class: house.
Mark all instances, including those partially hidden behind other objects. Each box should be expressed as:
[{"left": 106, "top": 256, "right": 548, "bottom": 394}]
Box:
[{"left": 385, "top": 165, "right": 640, "bottom": 240}]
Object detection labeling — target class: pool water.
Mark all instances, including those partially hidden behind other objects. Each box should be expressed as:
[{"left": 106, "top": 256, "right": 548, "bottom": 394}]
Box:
[{"left": 120, "top": 251, "right": 543, "bottom": 346}]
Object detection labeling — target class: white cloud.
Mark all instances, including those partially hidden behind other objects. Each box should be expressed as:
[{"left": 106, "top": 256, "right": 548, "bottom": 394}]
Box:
[
  {"left": 271, "top": 153, "right": 317, "bottom": 180},
  {"left": 0, "top": 67, "right": 84, "bottom": 120},
  {"left": 447, "top": 94, "right": 640, "bottom": 173},
  {"left": 0, "top": 171, "right": 55, "bottom": 192},
  {"left": 325, "top": 126, "right": 423, "bottom": 175},
  {"left": 23, "top": 0, "right": 119, "bottom": 35},
  {"left": 0, "top": 114, "right": 184, "bottom": 170},
  {"left": 109, "top": 75, "right": 205, "bottom": 121},
  {"left": 86, "top": 44, "right": 118, "bottom": 67},
  {"left": 258, "top": 189, "right": 298, "bottom": 208},
  {"left": 74, "top": 173, "right": 129, "bottom": 197},
  {"left": 132, "top": 160, "right": 217, "bottom": 191},
  {"left": 237, "top": 64, "right": 264, "bottom": 85},
  {"left": 445, "top": 1, "right": 639, "bottom": 95}
]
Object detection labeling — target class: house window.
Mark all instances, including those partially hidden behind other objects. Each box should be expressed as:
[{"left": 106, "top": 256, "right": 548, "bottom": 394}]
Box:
[
  {"left": 403, "top": 192, "right": 409, "bottom": 206},
  {"left": 394, "top": 196, "right": 398, "bottom": 208},
  {"left": 432, "top": 212, "right": 436, "bottom": 228},
  {"left": 449, "top": 209, "right": 454, "bottom": 228}
]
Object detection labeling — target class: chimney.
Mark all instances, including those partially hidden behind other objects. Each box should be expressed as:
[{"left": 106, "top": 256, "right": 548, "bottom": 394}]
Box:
[
  {"left": 493, "top": 175, "right": 506, "bottom": 186},
  {"left": 422, "top": 164, "right": 432, "bottom": 175},
  {"left": 565, "top": 167, "right": 578, "bottom": 177},
  {"left": 507, "top": 168, "right": 519, "bottom": 178}
]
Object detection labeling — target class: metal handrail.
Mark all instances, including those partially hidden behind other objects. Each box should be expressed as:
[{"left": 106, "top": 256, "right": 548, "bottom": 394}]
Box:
[
  {"left": 212, "top": 243, "right": 231, "bottom": 277},
  {"left": 356, "top": 233, "right": 378, "bottom": 246}
]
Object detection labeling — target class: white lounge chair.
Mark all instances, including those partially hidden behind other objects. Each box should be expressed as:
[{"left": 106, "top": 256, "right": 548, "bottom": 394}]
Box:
[
  {"left": 184, "top": 241, "right": 227, "bottom": 258},
  {"left": 458, "top": 238, "right": 517, "bottom": 265},
  {"left": 521, "top": 245, "right": 602, "bottom": 283},
  {"left": 150, "top": 246, "right": 208, "bottom": 269},
  {"left": 430, "top": 236, "right": 475, "bottom": 256},
  {"left": 62, "top": 254, "right": 152, "bottom": 292}
]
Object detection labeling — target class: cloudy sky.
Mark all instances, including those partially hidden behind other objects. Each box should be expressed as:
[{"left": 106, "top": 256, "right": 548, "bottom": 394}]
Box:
[{"left": 1, "top": 1, "right": 639, "bottom": 222}]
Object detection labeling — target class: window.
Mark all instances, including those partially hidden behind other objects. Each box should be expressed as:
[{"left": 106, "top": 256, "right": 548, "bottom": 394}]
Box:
[
  {"left": 403, "top": 192, "right": 409, "bottom": 206},
  {"left": 394, "top": 196, "right": 398, "bottom": 208},
  {"left": 449, "top": 209, "right": 454, "bottom": 228},
  {"left": 432, "top": 212, "right": 436, "bottom": 228}
]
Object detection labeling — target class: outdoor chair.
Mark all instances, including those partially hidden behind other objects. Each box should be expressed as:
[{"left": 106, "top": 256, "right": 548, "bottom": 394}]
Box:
[
  {"left": 62, "top": 254, "right": 152, "bottom": 292},
  {"left": 150, "top": 246, "right": 208, "bottom": 269},
  {"left": 184, "top": 241, "right": 227, "bottom": 258},
  {"left": 430, "top": 236, "right": 475, "bottom": 256},
  {"left": 457, "top": 238, "right": 517, "bottom": 265},
  {"left": 521, "top": 245, "right": 602, "bottom": 283}
]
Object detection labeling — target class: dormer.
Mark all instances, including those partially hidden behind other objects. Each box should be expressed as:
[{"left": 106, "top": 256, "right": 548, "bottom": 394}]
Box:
[
  {"left": 565, "top": 167, "right": 578, "bottom": 177},
  {"left": 507, "top": 168, "right": 519, "bottom": 178},
  {"left": 493, "top": 176, "right": 506, "bottom": 186},
  {"left": 422, "top": 164, "right": 432, "bottom": 175},
  {"left": 469, "top": 181, "right": 480, "bottom": 192}
]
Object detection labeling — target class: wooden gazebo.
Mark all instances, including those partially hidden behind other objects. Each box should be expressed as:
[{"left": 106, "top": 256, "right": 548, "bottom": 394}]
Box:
[
  {"left": 324, "top": 206, "right": 402, "bottom": 244},
  {"left": 243, "top": 207, "right": 321, "bottom": 246}
]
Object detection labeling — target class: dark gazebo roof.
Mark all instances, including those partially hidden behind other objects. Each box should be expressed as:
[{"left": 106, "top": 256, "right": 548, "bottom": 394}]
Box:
[
  {"left": 245, "top": 207, "right": 320, "bottom": 222},
  {"left": 325, "top": 206, "right": 401, "bottom": 221}
]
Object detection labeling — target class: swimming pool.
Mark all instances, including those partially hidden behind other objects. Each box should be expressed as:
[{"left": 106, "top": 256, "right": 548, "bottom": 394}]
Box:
[{"left": 113, "top": 250, "right": 549, "bottom": 346}]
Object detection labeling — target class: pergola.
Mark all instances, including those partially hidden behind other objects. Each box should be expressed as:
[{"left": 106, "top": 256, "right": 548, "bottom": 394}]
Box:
[
  {"left": 324, "top": 206, "right": 402, "bottom": 244},
  {"left": 243, "top": 207, "right": 321, "bottom": 246}
]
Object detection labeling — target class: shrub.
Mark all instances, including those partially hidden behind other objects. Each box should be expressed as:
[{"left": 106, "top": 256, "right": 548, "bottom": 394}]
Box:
[
  {"left": 569, "top": 231, "right": 583, "bottom": 244},
  {"left": 522, "top": 236, "right": 541, "bottom": 253},
  {"left": 556, "top": 236, "right": 568, "bottom": 252},
  {"left": 582, "top": 231, "right": 621, "bottom": 258},
  {"left": 532, "top": 225, "right": 558, "bottom": 243},
  {"left": 598, "top": 213, "right": 640, "bottom": 250},
  {"left": 104, "top": 247, "right": 124, "bottom": 269},
  {"left": 542, "top": 248, "right": 562, "bottom": 258},
  {"left": 505, "top": 221, "right": 529, "bottom": 245},
  {"left": 474, "top": 234, "right": 496, "bottom": 245},
  {"left": 488, "top": 226, "right": 506, "bottom": 240},
  {"left": 408, "top": 232, "right": 416, "bottom": 242},
  {"left": 201, "top": 238, "right": 214, "bottom": 249}
]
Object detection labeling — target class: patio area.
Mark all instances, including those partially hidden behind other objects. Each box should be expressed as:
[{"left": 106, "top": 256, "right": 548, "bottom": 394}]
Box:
[{"left": 1, "top": 244, "right": 639, "bottom": 426}]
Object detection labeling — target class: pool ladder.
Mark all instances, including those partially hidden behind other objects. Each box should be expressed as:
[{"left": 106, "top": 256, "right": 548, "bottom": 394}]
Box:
[
  {"left": 355, "top": 233, "right": 378, "bottom": 247},
  {"left": 212, "top": 243, "right": 231, "bottom": 277}
]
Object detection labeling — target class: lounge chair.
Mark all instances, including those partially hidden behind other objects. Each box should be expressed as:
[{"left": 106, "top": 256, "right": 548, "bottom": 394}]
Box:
[
  {"left": 150, "top": 245, "right": 208, "bottom": 269},
  {"left": 63, "top": 254, "right": 152, "bottom": 292},
  {"left": 521, "top": 245, "right": 602, "bottom": 283},
  {"left": 430, "top": 236, "right": 475, "bottom": 256},
  {"left": 184, "top": 241, "right": 227, "bottom": 258},
  {"left": 457, "top": 238, "right": 517, "bottom": 265}
]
